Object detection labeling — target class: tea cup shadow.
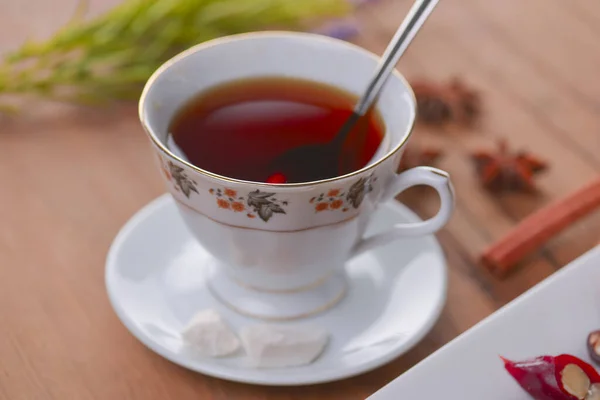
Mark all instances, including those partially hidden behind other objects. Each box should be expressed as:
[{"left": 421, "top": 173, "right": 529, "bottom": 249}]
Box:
[{"left": 324, "top": 243, "right": 431, "bottom": 354}]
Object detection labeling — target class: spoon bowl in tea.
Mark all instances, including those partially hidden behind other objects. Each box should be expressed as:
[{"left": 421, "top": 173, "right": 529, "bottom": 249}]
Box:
[{"left": 269, "top": 0, "right": 440, "bottom": 183}]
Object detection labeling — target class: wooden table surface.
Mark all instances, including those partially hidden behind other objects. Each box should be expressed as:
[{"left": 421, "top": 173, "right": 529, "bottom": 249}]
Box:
[{"left": 1, "top": 0, "right": 599, "bottom": 399}]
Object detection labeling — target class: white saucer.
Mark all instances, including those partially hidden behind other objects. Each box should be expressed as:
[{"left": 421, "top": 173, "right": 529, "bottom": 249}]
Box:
[{"left": 105, "top": 194, "right": 448, "bottom": 386}]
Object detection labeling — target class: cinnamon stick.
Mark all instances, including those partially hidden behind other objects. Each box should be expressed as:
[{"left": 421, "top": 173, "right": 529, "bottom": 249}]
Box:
[{"left": 482, "top": 177, "right": 600, "bottom": 277}]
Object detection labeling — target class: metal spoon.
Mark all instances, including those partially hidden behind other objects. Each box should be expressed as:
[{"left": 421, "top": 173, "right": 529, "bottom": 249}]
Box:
[{"left": 270, "top": 0, "right": 440, "bottom": 183}]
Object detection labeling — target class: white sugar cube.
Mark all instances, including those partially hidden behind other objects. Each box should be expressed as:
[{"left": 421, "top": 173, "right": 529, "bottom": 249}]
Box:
[
  {"left": 181, "top": 309, "right": 240, "bottom": 357},
  {"left": 239, "top": 324, "right": 329, "bottom": 368}
]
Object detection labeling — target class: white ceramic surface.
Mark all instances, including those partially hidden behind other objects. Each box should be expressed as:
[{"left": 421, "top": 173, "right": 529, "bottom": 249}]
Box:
[
  {"left": 138, "top": 32, "right": 455, "bottom": 319},
  {"left": 105, "top": 194, "right": 448, "bottom": 386},
  {"left": 369, "top": 245, "right": 600, "bottom": 400}
]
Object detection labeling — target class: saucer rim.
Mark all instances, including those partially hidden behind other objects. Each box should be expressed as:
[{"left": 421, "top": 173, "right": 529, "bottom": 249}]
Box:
[{"left": 105, "top": 194, "right": 448, "bottom": 386}]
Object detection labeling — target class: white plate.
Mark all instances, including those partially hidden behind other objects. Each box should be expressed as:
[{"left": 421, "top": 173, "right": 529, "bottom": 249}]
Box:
[
  {"left": 105, "top": 194, "right": 448, "bottom": 386},
  {"left": 369, "top": 245, "right": 600, "bottom": 399}
]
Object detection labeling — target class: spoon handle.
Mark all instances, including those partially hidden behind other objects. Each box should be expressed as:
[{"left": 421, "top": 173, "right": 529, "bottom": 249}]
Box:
[{"left": 354, "top": 0, "right": 440, "bottom": 116}]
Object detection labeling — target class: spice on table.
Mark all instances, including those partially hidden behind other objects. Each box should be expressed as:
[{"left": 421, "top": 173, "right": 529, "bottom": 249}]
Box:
[
  {"left": 471, "top": 139, "right": 548, "bottom": 193},
  {"left": 398, "top": 145, "right": 443, "bottom": 172},
  {"left": 481, "top": 177, "right": 600, "bottom": 277},
  {"left": 411, "top": 77, "right": 481, "bottom": 127},
  {"left": 450, "top": 78, "right": 481, "bottom": 126},
  {"left": 589, "top": 331, "right": 600, "bottom": 367},
  {"left": 503, "top": 354, "right": 600, "bottom": 400}
]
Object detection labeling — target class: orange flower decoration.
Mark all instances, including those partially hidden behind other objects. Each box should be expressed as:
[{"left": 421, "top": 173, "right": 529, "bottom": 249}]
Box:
[
  {"left": 209, "top": 188, "right": 215, "bottom": 194},
  {"left": 310, "top": 197, "right": 316, "bottom": 203},
  {"left": 342, "top": 208, "right": 349, "bottom": 212},
  {"left": 224, "top": 188, "right": 237, "bottom": 198},
  {"left": 330, "top": 199, "right": 343, "bottom": 209},
  {"left": 247, "top": 213, "right": 256, "bottom": 218},
  {"left": 315, "top": 202, "right": 329, "bottom": 212},
  {"left": 217, "top": 198, "right": 230, "bottom": 209},
  {"left": 231, "top": 202, "right": 245, "bottom": 212},
  {"left": 327, "top": 189, "right": 341, "bottom": 197}
]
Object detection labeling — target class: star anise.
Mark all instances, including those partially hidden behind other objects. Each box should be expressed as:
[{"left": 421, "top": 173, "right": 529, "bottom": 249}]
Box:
[
  {"left": 398, "top": 145, "right": 443, "bottom": 172},
  {"left": 471, "top": 139, "right": 548, "bottom": 193},
  {"left": 412, "top": 77, "right": 481, "bottom": 127}
]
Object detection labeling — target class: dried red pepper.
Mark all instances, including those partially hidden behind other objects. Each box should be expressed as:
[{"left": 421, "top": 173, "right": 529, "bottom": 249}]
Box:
[
  {"left": 587, "top": 331, "right": 600, "bottom": 366},
  {"left": 503, "top": 354, "right": 600, "bottom": 399}
]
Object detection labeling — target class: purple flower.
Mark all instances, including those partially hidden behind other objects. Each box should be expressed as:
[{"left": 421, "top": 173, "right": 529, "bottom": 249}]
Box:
[
  {"left": 316, "top": 19, "right": 360, "bottom": 40},
  {"left": 348, "top": 0, "right": 382, "bottom": 7}
]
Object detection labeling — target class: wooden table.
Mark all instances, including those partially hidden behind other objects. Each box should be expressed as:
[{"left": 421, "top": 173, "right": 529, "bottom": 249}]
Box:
[{"left": 1, "top": 0, "right": 599, "bottom": 398}]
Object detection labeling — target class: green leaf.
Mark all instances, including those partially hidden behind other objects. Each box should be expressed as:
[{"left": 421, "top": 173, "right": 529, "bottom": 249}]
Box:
[{"left": 0, "top": 0, "right": 351, "bottom": 112}]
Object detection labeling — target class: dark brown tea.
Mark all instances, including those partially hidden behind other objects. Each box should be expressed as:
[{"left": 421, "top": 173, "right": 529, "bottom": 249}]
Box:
[{"left": 168, "top": 77, "right": 384, "bottom": 183}]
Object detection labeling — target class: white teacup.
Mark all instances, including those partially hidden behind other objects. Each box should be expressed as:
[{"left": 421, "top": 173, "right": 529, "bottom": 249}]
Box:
[{"left": 139, "top": 32, "right": 455, "bottom": 320}]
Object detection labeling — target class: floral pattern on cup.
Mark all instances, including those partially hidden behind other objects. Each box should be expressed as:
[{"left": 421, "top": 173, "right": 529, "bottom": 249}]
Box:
[
  {"left": 311, "top": 189, "right": 349, "bottom": 213},
  {"left": 209, "top": 188, "right": 288, "bottom": 222},
  {"left": 167, "top": 161, "right": 198, "bottom": 198},
  {"left": 347, "top": 174, "right": 376, "bottom": 208},
  {"left": 310, "top": 174, "right": 377, "bottom": 212}
]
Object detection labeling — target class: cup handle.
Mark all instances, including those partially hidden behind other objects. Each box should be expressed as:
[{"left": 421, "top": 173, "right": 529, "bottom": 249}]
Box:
[{"left": 351, "top": 166, "right": 455, "bottom": 257}]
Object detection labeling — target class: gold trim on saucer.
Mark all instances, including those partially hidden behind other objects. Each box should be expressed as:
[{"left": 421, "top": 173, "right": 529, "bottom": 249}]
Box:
[
  {"left": 206, "top": 280, "right": 347, "bottom": 322},
  {"left": 227, "top": 270, "right": 336, "bottom": 294}
]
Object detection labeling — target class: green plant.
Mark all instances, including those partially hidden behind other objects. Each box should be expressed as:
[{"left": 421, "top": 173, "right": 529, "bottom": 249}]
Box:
[{"left": 0, "top": 0, "right": 350, "bottom": 113}]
